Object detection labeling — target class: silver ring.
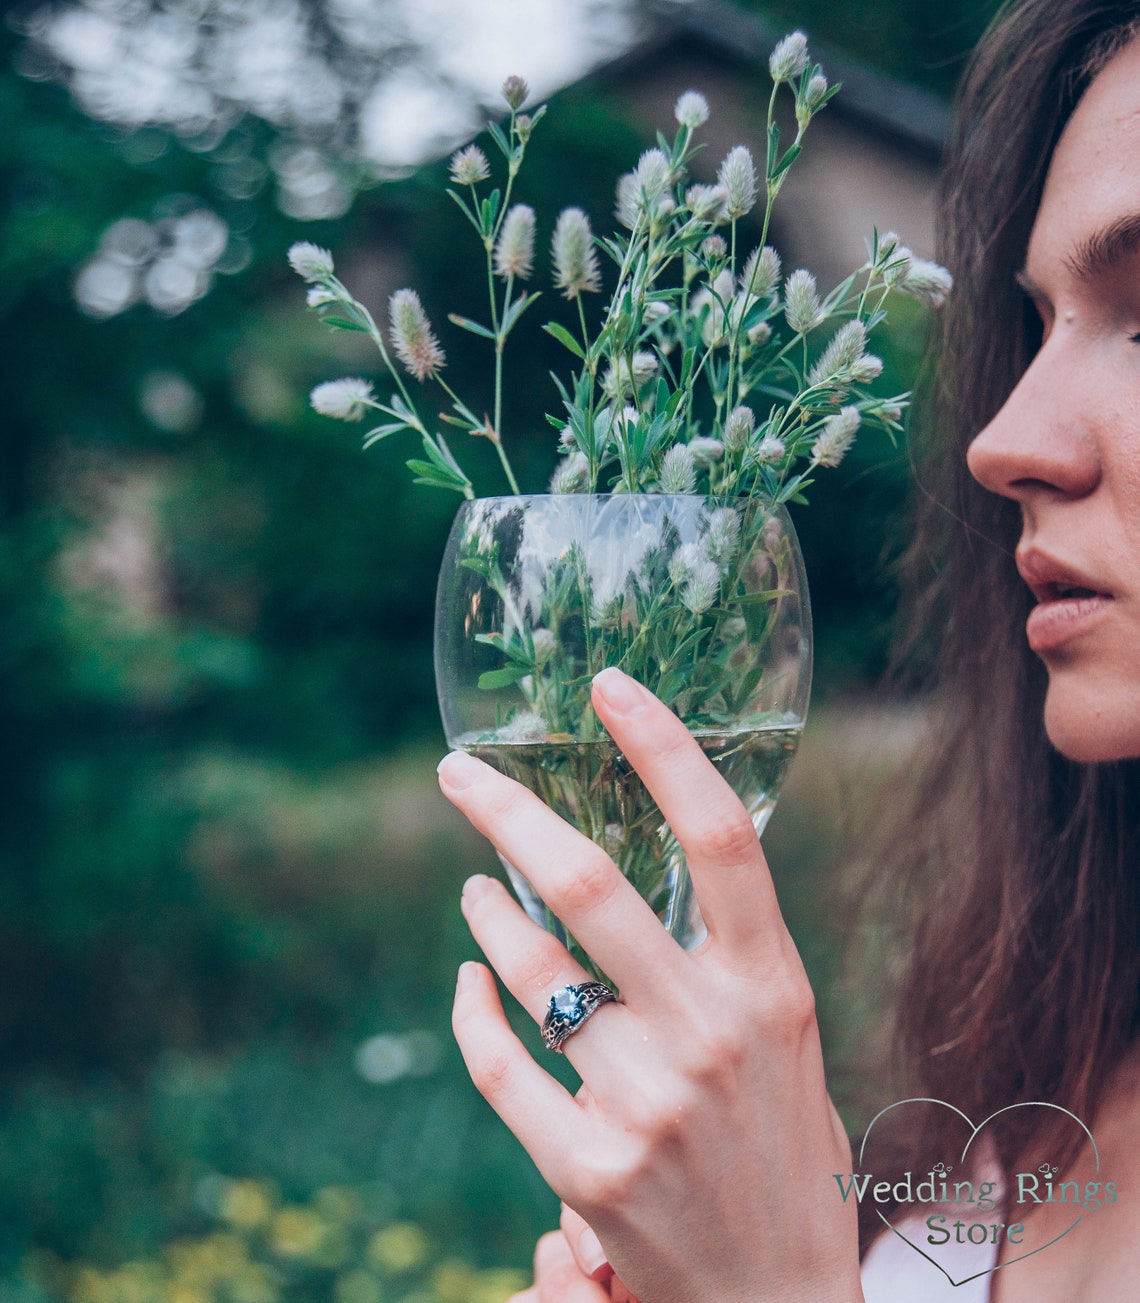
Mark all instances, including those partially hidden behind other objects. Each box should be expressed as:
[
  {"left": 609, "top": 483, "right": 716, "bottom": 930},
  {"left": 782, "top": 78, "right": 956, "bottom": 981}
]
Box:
[{"left": 541, "top": 981, "right": 617, "bottom": 1052}]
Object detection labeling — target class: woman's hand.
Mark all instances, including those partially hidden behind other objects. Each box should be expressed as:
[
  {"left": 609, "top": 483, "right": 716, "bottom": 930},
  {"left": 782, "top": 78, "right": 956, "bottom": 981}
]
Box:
[{"left": 439, "top": 667, "right": 862, "bottom": 1303}]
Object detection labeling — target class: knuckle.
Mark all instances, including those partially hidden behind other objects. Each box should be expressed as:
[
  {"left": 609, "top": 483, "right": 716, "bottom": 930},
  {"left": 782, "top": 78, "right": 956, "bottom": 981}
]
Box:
[
  {"left": 555, "top": 847, "right": 618, "bottom": 915},
  {"left": 759, "top": 973, "right": 817, "bottom": 1034},
  {"left": 513, "top": 945, "right": 562, "bottom": 1000},
  {"left": 574, "top": 1152, "right": 638, "bottom": 1213},
  {"left": 693, "top": 808, "right": 759, "bottom": 865},
  {"left": 468, "top": 1048, "right": 515, "bottom": 1102}
]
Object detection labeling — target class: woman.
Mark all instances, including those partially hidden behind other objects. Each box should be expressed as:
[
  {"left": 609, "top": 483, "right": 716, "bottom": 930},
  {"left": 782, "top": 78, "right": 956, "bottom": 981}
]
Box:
[{"left": 436, "top": 1, "right": 1140, "bottom": 1297}]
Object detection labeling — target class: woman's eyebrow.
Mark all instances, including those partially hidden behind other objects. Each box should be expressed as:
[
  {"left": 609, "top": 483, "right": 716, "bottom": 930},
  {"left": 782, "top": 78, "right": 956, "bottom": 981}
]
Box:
[{"left": 1063, "top": 211, "right": 1140, "bottom": 280}]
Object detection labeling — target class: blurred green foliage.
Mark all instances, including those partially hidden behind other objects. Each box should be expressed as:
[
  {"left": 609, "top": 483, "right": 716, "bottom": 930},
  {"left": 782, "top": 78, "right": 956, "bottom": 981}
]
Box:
[{"left": 1, "top": 0, "right": 998, "bottom": 1290}]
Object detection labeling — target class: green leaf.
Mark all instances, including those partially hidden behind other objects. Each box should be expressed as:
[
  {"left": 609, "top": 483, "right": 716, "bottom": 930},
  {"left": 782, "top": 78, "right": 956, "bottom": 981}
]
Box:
[
  {"left": 772, "top": 142, "right": 801, "bottom": 179},
  {"left": 448, "top": 313, "right": 496, "bottom": 340},
  {"left": 477, "top": 664, "right": 529, "bottom": 690},
  {"left": 502, "top": 290, "right": 541, "bottom": 335},
  {"left": 321, "top": 317, "right": 368, "bottom": 332},
  {"left": 362, "top": 422, "right": 407, "bottom": 448},
  {"left": 487, "top": 122, "right": 511, "bottom": 158},
  {"left": 445, "top": 189, "right": 484, "bottom": 237},
  {"left": 543, "top": 322, "right": 586, "bottom": 359}
]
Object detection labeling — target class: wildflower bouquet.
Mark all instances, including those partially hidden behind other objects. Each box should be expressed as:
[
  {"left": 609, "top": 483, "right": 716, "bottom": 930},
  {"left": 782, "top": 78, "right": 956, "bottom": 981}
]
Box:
[{"left": 290, "top": 34, "right": 949, "bottom": 969}]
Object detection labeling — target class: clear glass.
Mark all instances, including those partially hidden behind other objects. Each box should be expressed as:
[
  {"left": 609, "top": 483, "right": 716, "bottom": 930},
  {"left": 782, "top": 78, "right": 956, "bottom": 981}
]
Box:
[{"left": 434, "top": 494, "right": 811, "bottom": 976}]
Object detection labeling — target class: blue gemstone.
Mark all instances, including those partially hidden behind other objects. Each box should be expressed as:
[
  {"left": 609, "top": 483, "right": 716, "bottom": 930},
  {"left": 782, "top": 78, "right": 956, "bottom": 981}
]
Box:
[{"left": 552, "top": 987, "right": 583, "bottom": 1023}]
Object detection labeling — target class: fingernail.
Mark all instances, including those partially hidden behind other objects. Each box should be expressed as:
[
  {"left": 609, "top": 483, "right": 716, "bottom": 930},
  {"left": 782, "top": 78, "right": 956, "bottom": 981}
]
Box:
[
  {"left": 592, "top": 666, "right": 646, "bottom": 716},
  {"left": 437, "top": 750, "right": 483, "bottom": 790},
  {"left": 577, "top": 1226, "right": 609, "bottom": 1276},
  {"left": 456, "top": 961, "right": 480, "bottom": 993},
  {"left": 462, "top": 873, "right": 494, "bottom": 903}
]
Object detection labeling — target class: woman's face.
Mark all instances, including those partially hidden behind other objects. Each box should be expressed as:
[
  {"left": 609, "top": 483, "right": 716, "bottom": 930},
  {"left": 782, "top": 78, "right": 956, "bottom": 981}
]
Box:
[{"left": 967, "top": 36, "right": 1140, "bottom": 763}]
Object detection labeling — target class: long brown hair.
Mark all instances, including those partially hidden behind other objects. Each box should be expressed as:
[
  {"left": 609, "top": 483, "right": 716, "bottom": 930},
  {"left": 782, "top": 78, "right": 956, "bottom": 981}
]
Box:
[{"left": 856, "top": 0, "right": 1140, "bottom": 1244}]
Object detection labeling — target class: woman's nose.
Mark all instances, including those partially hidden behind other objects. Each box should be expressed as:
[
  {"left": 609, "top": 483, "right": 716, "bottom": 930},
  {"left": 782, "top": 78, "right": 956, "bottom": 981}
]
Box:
[{"left": 966, "top": 352, "right": 1101, "bottom": 502}]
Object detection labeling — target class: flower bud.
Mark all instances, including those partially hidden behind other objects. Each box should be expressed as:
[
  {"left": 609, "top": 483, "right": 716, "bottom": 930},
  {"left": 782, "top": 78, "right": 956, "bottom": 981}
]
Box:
[
  {"left": 784, "top": 269, "right": 823, "bottom": 334},
  {"left": 723, "top": 405, "right": 755, "bottom": 453},
  {"left": 310, "top": 377, "right": 374, "bottom": 421},
  {"left": 769, "top": 32, "right": 809, "bottom": 84},
  {"left": 388, "top": 288, "right": 446, "bottom": 381},
  {"left": 494, "top": 204, "right": 536, "bottom": 281},
  {"left": 288, "top": 242, "right": 334, "bottom": 282},
  {"left": 449, "top": 144, "right": 490, "bottom": 186},
  {"left": 552, "top": 208, "right": 601, "bottom": 298},
  {"left": 674, "top": 90, "right": 710, "bottom": 129},
  {"left": 502, "top": 75, "right": 529, "bottom": 110},
  {"left": 717, "top": 145, "right": 758, "bottom": 220}
]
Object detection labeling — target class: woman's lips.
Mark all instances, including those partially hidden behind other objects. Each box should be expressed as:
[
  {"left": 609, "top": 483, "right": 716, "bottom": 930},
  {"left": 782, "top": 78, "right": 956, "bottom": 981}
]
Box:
[{"left": 1025, "top": 592, "right": 1113, "bottom": 653}]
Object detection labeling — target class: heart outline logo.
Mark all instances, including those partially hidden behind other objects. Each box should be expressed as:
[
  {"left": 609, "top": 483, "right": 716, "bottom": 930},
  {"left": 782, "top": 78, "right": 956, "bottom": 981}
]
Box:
[{"left": 858, "top": 1098, "right": 1100, "bottom": 1288}]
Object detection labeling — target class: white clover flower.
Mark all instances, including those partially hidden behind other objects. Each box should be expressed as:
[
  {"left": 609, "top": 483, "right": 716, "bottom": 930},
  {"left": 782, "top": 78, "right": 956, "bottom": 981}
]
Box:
[
  {"left": 705, "top": 507, "right": 741, "bottom": 567},
  {"left": 388, "top": 288, "right": 446, "bottom": 382},
  {"left": 702, "top": 235, "right": 728, "bottom": 260},
  {"left": 550, "top": 451, "right": 589, "bottom": 493},
  {"left": 530, "top": 628, "right": 557, "bottom": 663},
  {"left": 741, "top": 246, "right": 782, "bottom": 300},
  {"left": 502, "top": 75, "right": 529, "bottom": 110},
  {"left": 635, "top": 148, "right": 671, "bottom": 206},
  {"left": 495, "top": 204, "right": 536, "bottom": 281},
  {"left": 811, "top": 405, "right": 861, "bottom": 467},
  {"left": 449, "top": 144, "right": 490, "bottom": 186},
  {"left": 804, "top": 73, "right": 829, "bottom": 110},
  {"left": 551, "top": 207, "right": 601, "bottom": 299},
  {"left": 591, "top": 589, "right": 625, "bottom": 627},
  {"left": 769, "top": 31, "right": 809, "bottom": 84},
  {"left": 500, "top": 711, "right": 547, "bottom": 742},
  {"left": 306, "top": 286, "right": 339, "bottom": 307},
  {"left": 615, "top": 173, "right": 641, "bottom": 230},
  {"left": 900, "top": 257, "right": 954, "bottom": 308},
  {"left": 808, "top": 320, "right": 867, "bottom": 387},
  {"left": 755, "top": 434, "right": 787, "bottom": 464},
  {"left": 288, "top": 241, "right": 334, "bottom": 282},
  {"left": 747, "top": 321, "right": 773, "bottom": 347},
  {"left": 668, "top": 541, "right": 705, "bottom": 586},
  {"left": 718, "top": 146, "right": 758, "bottom": 220},
  {"left": 882, "top": 243, "right": 913, "bottom": 288},
  {"left": 784, "top": 269, "right": 823, "bottom": 334},
  {"left": 602, "top": 352, "right": 656, "bottom": 400},
  {"left": 674, "top": 90, "right": 710, "bottom": 129},
  {"left": 310, "top": 377, "right": 374, "bottom": 421},
  {"left": 681, "top": 559, "right": 720, "bottom": 615},
  {"left": 723, "top": 405, "right": 755, "bottom": 453},
  {"left": 643, "top": 300, "right": 671, "bottom": 323},
  {"left": 688, "top": 437, "right": 724, "bottom": 465},
  {"left": 659, "top": 444, "right": 697, "bottom": 494},
  {"left": 851, "top": 353, "right": 883, "bottom": 383},
  {"left": 685, "top": 183, "right": 728, "bottom": 223}
]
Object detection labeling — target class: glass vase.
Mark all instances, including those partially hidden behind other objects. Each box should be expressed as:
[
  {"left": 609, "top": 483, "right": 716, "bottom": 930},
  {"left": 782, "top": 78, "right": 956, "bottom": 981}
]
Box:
[{"left": 434, "top": 494, "right": 811, "bottom": 977}]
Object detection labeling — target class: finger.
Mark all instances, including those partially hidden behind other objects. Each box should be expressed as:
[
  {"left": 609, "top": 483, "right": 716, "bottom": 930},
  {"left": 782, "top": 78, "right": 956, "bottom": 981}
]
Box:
[
  {"left": 559, "top": 1204, "right": 613, "bottom": 1283},
  {"left": 438, "top": 751, "right": 681, "bottom": 995},
  {"left": 451, "top": 961, "right": 585, "bottom": 1185},
  {"left": 508, "top": 1292, "right": 538, "bottom": 1303},
  {"left": 460, "top": 874, "right": 627, "bottom": 1075},
  {"left": 534, "top": 1231, "right": 614, "bottom": 1303},
  {"left": 590, "top": 667, "right": 780, "bottom": 956}
]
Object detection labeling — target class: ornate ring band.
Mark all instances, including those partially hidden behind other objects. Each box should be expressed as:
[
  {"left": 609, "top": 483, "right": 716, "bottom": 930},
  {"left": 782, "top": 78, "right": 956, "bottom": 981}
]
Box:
[{"left": 541, "top": 980, "right": 617, "bottom": 1053}]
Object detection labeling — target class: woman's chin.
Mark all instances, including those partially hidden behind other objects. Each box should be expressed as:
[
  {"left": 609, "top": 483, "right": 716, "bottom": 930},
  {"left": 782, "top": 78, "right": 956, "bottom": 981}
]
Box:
[{"left": 1043, "top": 681, "right": 1140, "bottom": 763}]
